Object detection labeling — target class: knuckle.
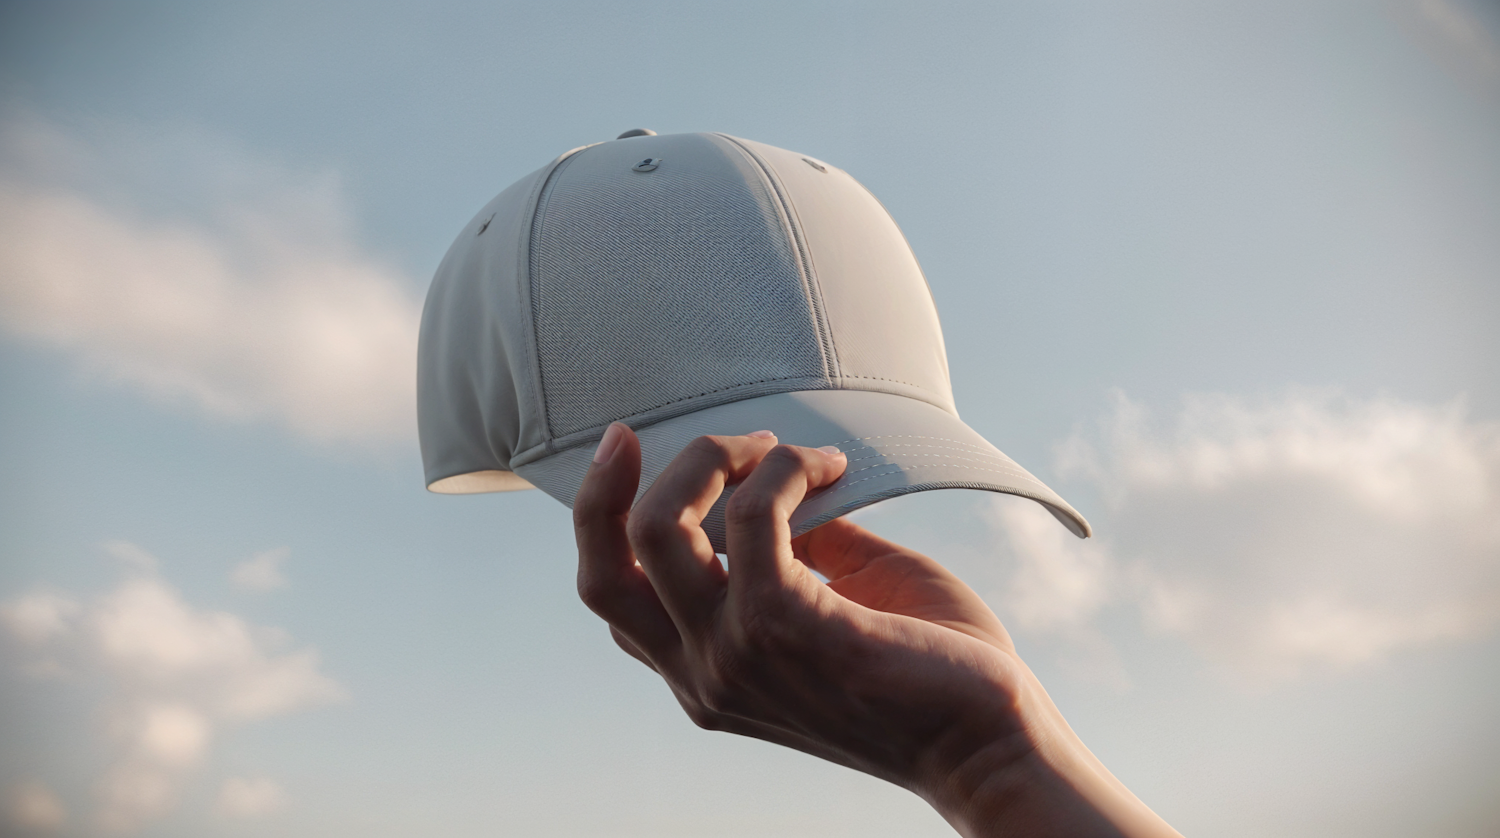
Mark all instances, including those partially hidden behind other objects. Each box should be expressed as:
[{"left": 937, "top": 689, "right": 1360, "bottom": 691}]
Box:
[
  {"left": 697, "top": 680, "right": 735, "bottom": 717},
  {"left": 764, "top": 443, "right": 812, "bottom": 469},
  {"left": 625, "top": 509, "right": 686, "bottom": 550},
  {"left": 571, "top": 498, "right": 594, "bottom": 525},
  {"left": 679, "top": 697, "right": 723, "bottom": 731},
  {"left": 575, "top": 572, "right": 611, "bottom": 613},
  {"left": 725, "top": 490, "right": 780, "bottom": 526},
  {"left": 685, "top": 434, "right": 733, "bottom": 465},
  {"left": 571, "top": 503, "right": 595, "bottom": 532}
]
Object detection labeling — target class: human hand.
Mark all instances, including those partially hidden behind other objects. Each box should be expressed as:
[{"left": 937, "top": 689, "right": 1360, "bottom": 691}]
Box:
[{"left": 572, "top": 424, "right": 1179, "bottom": 838}]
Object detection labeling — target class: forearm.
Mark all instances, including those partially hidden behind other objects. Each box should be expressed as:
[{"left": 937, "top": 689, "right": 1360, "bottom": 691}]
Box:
[{"left": 921, "top": 671, "right": 1181, "bottom": 838}]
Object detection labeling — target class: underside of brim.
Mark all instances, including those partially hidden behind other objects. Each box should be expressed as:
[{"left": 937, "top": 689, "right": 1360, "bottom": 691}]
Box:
[
  {"left": 511, "top": 389, "right": 1090, "bottom": 552},
  {"left": 427, "top": 470, "right": 535, "bottom": 493}
]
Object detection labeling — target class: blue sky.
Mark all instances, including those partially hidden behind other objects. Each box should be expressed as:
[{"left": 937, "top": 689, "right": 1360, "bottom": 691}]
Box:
[{"left": 1, "top": 1, "right": 1497, "bottom": 835}]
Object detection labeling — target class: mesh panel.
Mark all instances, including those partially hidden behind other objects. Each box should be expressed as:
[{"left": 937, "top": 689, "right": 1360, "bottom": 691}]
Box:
[{"left": 530, "top": 134, "right": 826, "bottom": 438}]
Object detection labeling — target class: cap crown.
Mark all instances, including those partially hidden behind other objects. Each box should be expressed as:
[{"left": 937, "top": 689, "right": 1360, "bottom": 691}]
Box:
[{"left": 419, "top": 132, "right": 953, "bottom": 489}]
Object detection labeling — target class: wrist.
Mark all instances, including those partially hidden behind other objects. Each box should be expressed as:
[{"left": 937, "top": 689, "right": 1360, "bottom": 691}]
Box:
[{"left": 915, "top": 662, "right": 1178, "bottom": 838}]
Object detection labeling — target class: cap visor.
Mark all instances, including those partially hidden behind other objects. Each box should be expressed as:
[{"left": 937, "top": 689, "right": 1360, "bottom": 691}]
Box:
[{"left": 514, "top": 389, "right": 1090, "bottom": 551}]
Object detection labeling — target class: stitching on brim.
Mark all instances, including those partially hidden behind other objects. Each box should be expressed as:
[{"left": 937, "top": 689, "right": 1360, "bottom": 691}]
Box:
[
  {"left": 839, "top": 452, "right": 1037, "bottom": 482},
  {"left": 840, "top": 442, "right": 1019, "bottom": 462},
  {"left": 826, "top": 462, "right": 1053, "bottom": 494},
  {"left": 570, "top": 376, "right": 948, "bottom": 421},
  {"left": 824, "top": 433, "right": 996, "bottom": 451}
]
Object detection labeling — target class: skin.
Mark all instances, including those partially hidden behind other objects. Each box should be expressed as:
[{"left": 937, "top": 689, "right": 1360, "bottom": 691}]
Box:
[{"left": 572, "top": 423, "right": 1183, "bottom": 838}]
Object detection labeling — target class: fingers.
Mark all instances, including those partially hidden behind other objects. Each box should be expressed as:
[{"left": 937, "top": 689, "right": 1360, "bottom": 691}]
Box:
[
  {"left": 628, "top": 432, "right": 780, "bottom": 633},
  {"left": 574, "top": 423, "right": 680, "bottom": 661},
  {"left": 724, "top": 444, "right": 848, "bottom": 603}
]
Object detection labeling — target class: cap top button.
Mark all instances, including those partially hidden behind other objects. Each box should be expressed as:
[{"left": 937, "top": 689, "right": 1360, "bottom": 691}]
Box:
[{"left": 616, "top": 128, "right": 657, "bottom": 139}]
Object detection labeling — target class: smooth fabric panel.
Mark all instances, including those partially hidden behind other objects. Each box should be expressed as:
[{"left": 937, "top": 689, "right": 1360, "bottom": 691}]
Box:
[
  {"left": 418, "top": 166, "right": 550, "bottom": 488},
  {"left": 729, "top": 136, "right": 955, "bottom": 413}
]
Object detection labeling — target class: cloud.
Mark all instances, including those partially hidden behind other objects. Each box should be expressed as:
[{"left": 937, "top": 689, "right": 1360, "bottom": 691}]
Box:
[
  {"left": 1, "top": 542, "right": 345, "bottom": 832},
  {"left": 1412, "top": 0, "right": 1500, "bottom": 84},
  {"left": 101, "top": 541, "right": 158, "bottom": 574},
  {"left": 990, "top": 389, "right": 1500, "bottom": 682},
  {"left": 4, "top": 781, "right": 68, "bottom": 832},
  {"left": 985, "top": 500, "right": 1129, "bottom": 687},
  {"left": 0, "top": 110, "right": 421, "bottom": 447},
  {"left": 988, "top": 500, "right": 1115, "bottom": 635},
  {"left": 215, "top": 777, "right": 289, "bottom": 819},
  {"left": 232, "top": 548, "right": 290, "bottom": 592}
]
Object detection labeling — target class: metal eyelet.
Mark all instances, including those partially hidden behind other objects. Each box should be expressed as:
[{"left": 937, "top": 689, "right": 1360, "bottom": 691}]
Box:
[{"left": 632, "top": 158, "right": 660, "bottom": 172}]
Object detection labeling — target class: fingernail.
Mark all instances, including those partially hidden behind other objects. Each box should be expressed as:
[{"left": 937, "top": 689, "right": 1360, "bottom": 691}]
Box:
[
  {"left": 594, "top": 423, "right": 624, "bottom": 464},
  {"left": 747, "top": 429, "right": 776, "bottom": 439},
  {"left": 817, "top": 445, "right": 844, "bottom": 457}
]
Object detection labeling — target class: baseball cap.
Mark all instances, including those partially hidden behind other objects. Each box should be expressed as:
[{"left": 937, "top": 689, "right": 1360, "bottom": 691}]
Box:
[{"left": 418, "top": 129, "right": 1090, "bottom": 551}]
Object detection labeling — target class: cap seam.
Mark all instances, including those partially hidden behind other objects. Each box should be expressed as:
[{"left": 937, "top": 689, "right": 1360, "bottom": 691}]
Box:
[
  {"left": 525, "top": 145, "right": 595, "bottom": 443},
  {"left": 714, "top": 133, "right": 841, "bottom": 383}
]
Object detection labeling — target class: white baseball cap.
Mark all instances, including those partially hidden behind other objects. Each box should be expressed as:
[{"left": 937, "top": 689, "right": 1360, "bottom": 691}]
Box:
[{"left": 418, "top": 129, "right": 1090, "bottom": 550}]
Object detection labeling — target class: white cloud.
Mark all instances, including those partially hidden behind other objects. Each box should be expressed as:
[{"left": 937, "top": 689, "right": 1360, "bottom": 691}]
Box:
[
  {"left": 0, "top": 111, "right": 420, "bottom": 447},
  {"left": 0, "top": 591, "right": 80, "bottom": 645},
  {"left": 987, "top": 500, "right": 1115, "bottom": 634},
  {"left": 232, "top": 548, "right": 290, "bottom": 592},
  {"left": 4, "top": 780, "right": 68, "bottom": 832},
  {"left": 992, "top": 389, "right": 1500, "bottom": 681},
  {"left": 981, "top": 499, "right": 1129, "bottom": 688},
  {"left": 2, "top": 542, "right": 345, "bottom": 833},
  {"left": 215, "top": 777, "right": 289, "bottom": 819}
]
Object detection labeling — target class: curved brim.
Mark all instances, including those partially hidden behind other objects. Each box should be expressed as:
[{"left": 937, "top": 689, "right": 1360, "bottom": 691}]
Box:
[{"left": 511, "top": 389, "right": 1090, "bottom": 552}]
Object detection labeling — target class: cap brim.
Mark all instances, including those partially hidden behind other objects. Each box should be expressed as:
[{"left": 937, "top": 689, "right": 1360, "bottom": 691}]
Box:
[{"left": 513, "top": 389, "right": 1090, "bottom": 551}]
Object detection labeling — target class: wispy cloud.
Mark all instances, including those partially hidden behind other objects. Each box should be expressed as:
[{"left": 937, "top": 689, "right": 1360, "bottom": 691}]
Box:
[
  {"left": 0, "top": 542, "right": 345, "bottom": 833},
  {"left": 1413, "top": 0, "right": 1500, "bottom": 83},
  {"left": 0, "top": 110, "right": 421, "bottom": 447},
  {"left": 215, "top": 776, "right": 289, "bottom": 819},
  {"left": 231, "top": 548, "right": 290, "bottom": 593},
  {"left": 4, "top": 780, "right": 67, "bottom": 833},
  {"left": 988, "top": 389, "right": 1500, "bottom": 682}
]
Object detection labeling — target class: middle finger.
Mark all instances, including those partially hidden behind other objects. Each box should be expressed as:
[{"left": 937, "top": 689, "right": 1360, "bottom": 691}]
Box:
[{"left": 627, "top": 432, "right": 779, "bottom": 635}]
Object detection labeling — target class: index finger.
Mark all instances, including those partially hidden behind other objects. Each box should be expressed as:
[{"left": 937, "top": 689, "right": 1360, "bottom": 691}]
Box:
[{"left": 573, "top": 423, "right": 681, "bottom": 662}]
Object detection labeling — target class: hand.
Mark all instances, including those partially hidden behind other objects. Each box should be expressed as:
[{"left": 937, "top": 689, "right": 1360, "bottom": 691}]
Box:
[{"left": 572, "top": 424, "right": 1180, "bottom": 838}]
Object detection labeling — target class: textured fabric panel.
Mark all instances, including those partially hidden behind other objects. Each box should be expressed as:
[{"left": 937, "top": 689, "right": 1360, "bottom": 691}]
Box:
[{"left": 530, "top": 133, "right": 827, "bottom": 438}]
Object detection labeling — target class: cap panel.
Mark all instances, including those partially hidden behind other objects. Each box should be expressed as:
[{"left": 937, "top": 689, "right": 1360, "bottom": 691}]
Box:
[
  {"left": 528, "top": 133, "right": 830, "bottom": 441},
  {"left": 418, "top": 165, "right": 551, "bottom": 488},
  {"left": 729, "top": 138, "right": 954, "bottom": 414}
]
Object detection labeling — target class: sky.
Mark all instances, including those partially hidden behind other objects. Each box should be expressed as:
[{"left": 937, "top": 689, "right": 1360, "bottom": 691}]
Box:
[{"left": 0, "top": 0, "right": 1497, "bottom": 835}]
